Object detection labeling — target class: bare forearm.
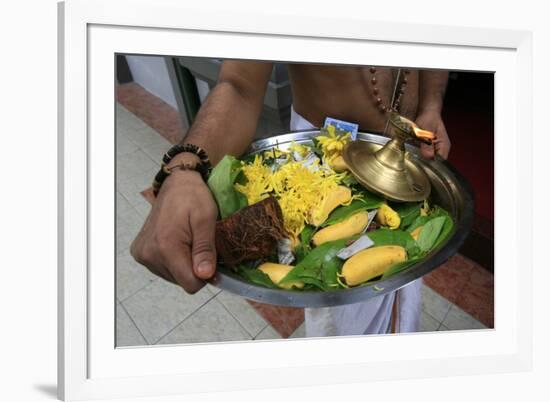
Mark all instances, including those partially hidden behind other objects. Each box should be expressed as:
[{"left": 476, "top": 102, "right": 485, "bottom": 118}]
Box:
[
  {"left": 181, "top": 62, "right": 273, "bottom": 165},
  {"left": 181, "top": 82, "right": 259, "bottom": 164},
  {"left": 418, "top": 70, "right": 449, "bottom": 114}
]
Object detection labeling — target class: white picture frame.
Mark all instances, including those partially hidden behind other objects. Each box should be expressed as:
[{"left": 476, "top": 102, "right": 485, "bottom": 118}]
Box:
[{"left": 58, "top": 0, "right": 533, "bottom": 400}]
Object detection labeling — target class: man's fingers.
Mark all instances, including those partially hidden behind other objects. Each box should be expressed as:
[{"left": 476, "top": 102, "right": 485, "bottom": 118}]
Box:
[
  {"left": 420, "top": 142, "right": 435, "bottom": 159},
  {"left": 160, "top": 240, "right": 205, "bottom": 294},
  {"left": 190, "top": 212, "right": 217, "bottom": 280}
]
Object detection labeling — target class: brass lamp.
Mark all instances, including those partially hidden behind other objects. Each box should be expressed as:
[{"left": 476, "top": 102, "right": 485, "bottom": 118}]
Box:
[{"left": 343, "top": 112, "right": 436, "bottom": 202}]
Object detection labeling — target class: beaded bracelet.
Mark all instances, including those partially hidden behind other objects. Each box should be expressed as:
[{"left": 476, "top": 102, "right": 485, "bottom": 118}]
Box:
[{"left": 152, "top": 143, "right": 212, "bottom": 196}]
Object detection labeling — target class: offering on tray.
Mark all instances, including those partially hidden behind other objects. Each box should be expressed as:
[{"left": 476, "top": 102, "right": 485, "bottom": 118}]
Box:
[{"left": 207, "top": 125, "right": 454, "bottom": 291}]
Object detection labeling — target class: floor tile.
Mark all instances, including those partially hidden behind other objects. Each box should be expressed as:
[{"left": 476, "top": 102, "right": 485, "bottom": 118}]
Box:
[
  {"left": 289, "top": 322, "right": 306, "bottom": 338},
  {"left": 122, "top": 279, "right": 214, "bottom": 344},
  {"left": 140, "top": 134, "right": 172, "bottom": 163},
  {"left": 441, "top": 305, "right": 487, "bottom": 330},
  {"left": 246, "top": 301, "right": 304, "bottom": 339},
  {"left": 421, "top": 285, "right": 452, "bottom": 322},
  {"left": 254, "top": 325, "right": 283, "bottom": 340},
  {"left": 116, "top": 304, "right": 148, "bottom": 347},
  {"left": 419, "top": 311, "right": 440, "bottom": 332},
  {"left": 117, "top": 167, "right": 158, "bottom": 218},
  {"left": 128, "top": 122, "right": 171, "bottom": 149},
  {"left": 116, "top": 84, "right": 186, "bottom": 145},
  {"left": 140, "top": 187, "right": 156, "bottom": 206},
  {"left": 453, "top": 264, "right": 494, "bottom": 328},
  {"left": 423, "top": 254, "right": 475, "bottom": 304},
  {"left": 116, "top": 197, "right": 144, "bottom": 254},
  {"left": 206, "top": 284, "right": 222, "bottom": 296},
  {"left": 215, "top": 291, "right": 268, "bottom": 338},
  {"left": 116, "top": 253, "right": 158, "bottom": 301},
  {"left": 116, "top": 116, "right": 147, "bottom": 139},
  {"left": 116, "top": 149, "right": 159, "bottom": 182},
  {"left": 157, "top": 298, "right": 251, "bottom": 345},
  {"left": 116, "top": 131, "right": 139, "bottom": 156}
]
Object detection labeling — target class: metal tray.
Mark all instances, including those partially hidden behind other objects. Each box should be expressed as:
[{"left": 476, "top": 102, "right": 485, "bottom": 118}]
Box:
[{"left": 209, "top": 130, "right": 474, "bottom": 307}]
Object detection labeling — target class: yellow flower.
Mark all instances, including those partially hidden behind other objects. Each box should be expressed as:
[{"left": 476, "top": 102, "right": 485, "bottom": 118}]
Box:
[
  {"left": 316, "top": 125, "right": 351, "bottom": 162},
  {"left": 288, "top": 141, "right": 311, "bottom": 158},
  {"left": 234, "top": 154, "right": 272, "bottom": 205},
  {"left": 234, "top": 150, "right": 347, "bottom": 238},
  {"left": 263, "top": 148, "right": 288, "bottom": 159}
]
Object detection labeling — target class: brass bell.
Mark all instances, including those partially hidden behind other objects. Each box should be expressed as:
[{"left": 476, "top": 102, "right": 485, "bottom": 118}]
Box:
[{"left": 343, "top": 112, "right": 435, "bottom": 202}]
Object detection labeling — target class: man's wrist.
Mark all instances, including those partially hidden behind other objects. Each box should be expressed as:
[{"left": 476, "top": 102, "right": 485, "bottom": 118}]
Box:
[
  {"left": 153, "top": 144, "right": 212, "bottom": 196},
  {"left": 417, "top": 105, "right": 442, "bottom": 116},
  {"left": 167, "top": 152, "right": 201, "bottom": 169}
]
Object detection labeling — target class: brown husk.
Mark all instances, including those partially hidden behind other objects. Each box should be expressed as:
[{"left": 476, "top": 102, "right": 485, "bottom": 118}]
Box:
[{"left": 215, "top": 197, "right": 287, "bottom": 269}]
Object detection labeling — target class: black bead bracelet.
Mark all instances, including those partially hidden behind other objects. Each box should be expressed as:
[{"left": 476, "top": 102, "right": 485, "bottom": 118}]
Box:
[{"left": 152, "top": 143, "right": 212, "bottom": 196}]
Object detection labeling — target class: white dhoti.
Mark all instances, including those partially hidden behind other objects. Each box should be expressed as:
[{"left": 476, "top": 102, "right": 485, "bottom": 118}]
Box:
[{"left": 289, "top": 106, "right": 423, "bottom": 336}]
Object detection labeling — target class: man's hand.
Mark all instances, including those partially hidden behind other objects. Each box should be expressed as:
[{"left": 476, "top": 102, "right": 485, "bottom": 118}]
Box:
[
  {"left": 130, "top": 169, "right": 218, "bottom": 294},
  {"left": 415, "top": 110, "right": 451, "bottom": 160}
]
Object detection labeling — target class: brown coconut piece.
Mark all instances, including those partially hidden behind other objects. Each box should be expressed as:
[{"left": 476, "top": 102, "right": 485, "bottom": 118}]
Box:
[{"left": 215, "top": 197, "right": 287, "bottom": 269}]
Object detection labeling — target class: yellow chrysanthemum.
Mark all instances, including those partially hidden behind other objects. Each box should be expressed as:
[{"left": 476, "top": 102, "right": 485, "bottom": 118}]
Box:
[
  {"left": 234, "top": 155, "right": 273, "bottom": 205},
  {"left": 263, "top": 148, "right": 288, "bottom": 159},
  {"left": 288, "top": 141, "right": 311, "bottom": 158},
  {"left": 234, "top": 151, "right": 346, "bottom": 238},
  {"left": 317, "top": 125, "right": 351, "bottom": 162}
]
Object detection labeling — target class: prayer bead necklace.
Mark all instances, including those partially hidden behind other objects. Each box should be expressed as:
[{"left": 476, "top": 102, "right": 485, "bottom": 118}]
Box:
[{"left": 369, "top": 67, "right": 410, "bottom": 113}]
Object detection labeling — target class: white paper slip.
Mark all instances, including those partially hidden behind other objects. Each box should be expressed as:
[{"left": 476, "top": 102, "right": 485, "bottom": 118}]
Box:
[
  {"left": 362, "top": 210, "right": 378, "bottom": 233},
  {"left": 277, "top": 238, "right": 295, "bottom": 265},
  {"left": 336, "top": 235, "right": 375, "bottom": 260},
  {"left": 299, "top": 152, "right": 321, "bottom": 172}
]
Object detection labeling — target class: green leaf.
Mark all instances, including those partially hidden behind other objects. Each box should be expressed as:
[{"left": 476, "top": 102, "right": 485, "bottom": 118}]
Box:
[
  {"left": 279, "top": 237, "right": 355, "bottom": 289},
  {"left": 236, "top": 266, "right": 277, "bottom": 289},
  {"left": 432, "top": 215, "right": 454, "bottom": 249},
  {"left": 207, "top": 155, "right": 248, "bottom": 218},
  {"left": 300, "top": 225, "right": 316, "bottom": 245},
  {"left": 381, "top": 257, "right": 423, "bottom": 279},
  {"left": 320, "top": 258, "right": 344, "bottom": 290},
  {"left": 366, "top": 228, "right": 419, "bottom": 257},
  {"left": 294, "top": 225, "right": 316, "bottom": 263},
  {"left": 356, "top": 189, "right": 384, "bottom": 209},
  {"left": 341, "top": 175, "right": 359, "bottom": 187},
  {"left": 391, "top": 202, "right": 422, "bottom": 230},
  {"left": 322, "top": 200, "right": 368, "bottom": 227},
  {"left": 417, "top": 216, "right": 446, "bottom": 252},
  {"left": 406, "top": 215, "right": 431, "bottom": 233}
]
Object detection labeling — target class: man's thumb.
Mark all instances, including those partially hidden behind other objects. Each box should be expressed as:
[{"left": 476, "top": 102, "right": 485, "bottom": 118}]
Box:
[{"left": 191, "top": 226, "right": 217, "bottom": 280}]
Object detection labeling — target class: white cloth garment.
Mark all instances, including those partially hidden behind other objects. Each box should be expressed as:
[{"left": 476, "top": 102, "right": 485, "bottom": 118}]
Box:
[{"left": 289, "top": 105, "right": 423, "bottom": 336}]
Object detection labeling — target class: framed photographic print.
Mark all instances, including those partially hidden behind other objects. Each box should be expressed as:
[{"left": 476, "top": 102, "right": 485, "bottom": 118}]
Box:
[{"left": 58, "top": 0, "right": 533, "bottom": 400}]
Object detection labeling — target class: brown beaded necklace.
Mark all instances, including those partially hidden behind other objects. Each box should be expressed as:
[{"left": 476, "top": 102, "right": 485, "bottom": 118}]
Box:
[{"left": 369, "top": 67, "right": 410, "bottom": 113}]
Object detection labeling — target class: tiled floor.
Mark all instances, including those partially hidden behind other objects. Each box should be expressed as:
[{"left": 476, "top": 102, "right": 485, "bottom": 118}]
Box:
[{"left": 115, "top": 93, "right": 489, "bottom": 347}]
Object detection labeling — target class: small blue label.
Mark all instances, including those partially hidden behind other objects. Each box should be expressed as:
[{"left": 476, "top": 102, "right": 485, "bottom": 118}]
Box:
[{"left": 324, "top": 117, "right": 359, "bottom": 140}]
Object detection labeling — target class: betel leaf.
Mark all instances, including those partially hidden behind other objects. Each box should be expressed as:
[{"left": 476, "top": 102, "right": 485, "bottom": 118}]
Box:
[
  {"left": 406, "top": 215, "right": 431, "bottom": 233},
  {"left": 207, "top": 155, "right": 248, "bottom": 219},
  {"left": 367, "top": 228, "right": 419, "bottom": 257},
  {"left": 416, "top": 216, "right": 446, "bottom": 252},
  {"left": 300, "top": 225, "right": 316, "bottom": 245},
  {"left": 294, "top": 225, "right": 316, "bottom": 263},
  {"left": 322, "top": 200, "right": 369, "bottom": 227},
  {"left": 391, "top": 202, "right": 422, "bottom": 230},
  {"left": 236, "top": 266, "right": 278, "bottom": 289},
  {"left": 341, "top": 175, "right": 359, "bottom": 187},
  {"left": 279, "top": 236, "right": 355, "bottom": 289},
  {"left": 381, "top": 257, "right": 423, "bottom": 279},
  {"left": 356, "top": 189, "right": 384, "bottom": 210},
  {"left": 406, "top": 206, "right": 452, "bottom": 233},
  {"left": 432, "top": 214, "right": 454, "bottom": 250},
  {"left": 320, "top": 257, "right": 344, "bottom": 290}
]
